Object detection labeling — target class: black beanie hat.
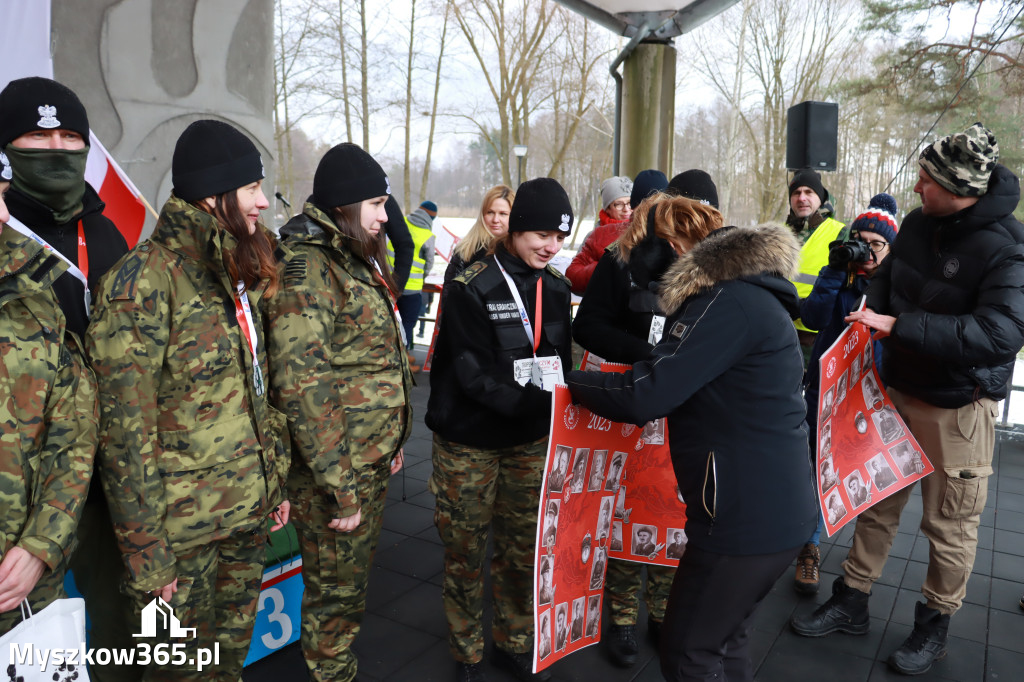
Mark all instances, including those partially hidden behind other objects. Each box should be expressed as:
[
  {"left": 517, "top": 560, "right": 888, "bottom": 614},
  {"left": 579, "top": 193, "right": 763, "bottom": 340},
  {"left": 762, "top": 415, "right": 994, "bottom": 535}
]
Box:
[
  {"left": 631, "top": 169, "right": 668, "bottom": 209},
  {"left": 172, "top": 120, "right": 264, "bottom": 201},
  {"left": 0, "top": 77, "right": 90, "bottom": 149},
  {"left": 667, "top": 169, "right": 719, "bottom": 209},
  {"left": 313, "top": 143, "right": 391, "bottom": 208},
  {"left": 508, "top": 177, "right": 574, "bottom": 235},
  {"left": 788, "top": 168, "right": 827, "bottom": 204}
]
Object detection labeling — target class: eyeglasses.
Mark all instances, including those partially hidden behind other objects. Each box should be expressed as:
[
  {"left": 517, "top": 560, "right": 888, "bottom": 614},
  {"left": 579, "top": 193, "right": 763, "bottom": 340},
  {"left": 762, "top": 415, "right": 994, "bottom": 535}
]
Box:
[
  {"left": 863, "top": 241, "right": 889, "bottom": 253},
  {"left": 609, "top": 201, "right": 631, "bottom": 212}
]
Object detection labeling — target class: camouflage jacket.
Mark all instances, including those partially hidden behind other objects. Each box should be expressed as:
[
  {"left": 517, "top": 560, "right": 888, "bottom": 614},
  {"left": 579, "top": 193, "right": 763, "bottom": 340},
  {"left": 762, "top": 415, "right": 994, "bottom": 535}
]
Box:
[
  {"left": 86, "top": 196, "right": 288, "bottom": 592},
  {"left": 267, "top": 203, "right": 412, "bottom": 518},
  {"left": 0, "top": 224, "right": 97, "bottom": 571}
]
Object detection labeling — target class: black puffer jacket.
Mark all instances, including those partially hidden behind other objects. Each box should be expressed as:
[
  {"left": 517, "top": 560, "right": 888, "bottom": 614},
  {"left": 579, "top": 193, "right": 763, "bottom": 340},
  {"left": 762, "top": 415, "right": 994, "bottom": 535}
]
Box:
[
  {"left": 567, "top": 225, "right": 817, "bottom": 556},
  {"left": 866, "top": 164, "right": 1024, "bottom": 408},
  {"left": 7, "top": 184, "right": 128, "bottom": 339},
  {"left": 572, "top": 248, "right": 663, "bottom": 364},
  {"left": 426, "top": 245, "right": 573, "bottom": 448}
]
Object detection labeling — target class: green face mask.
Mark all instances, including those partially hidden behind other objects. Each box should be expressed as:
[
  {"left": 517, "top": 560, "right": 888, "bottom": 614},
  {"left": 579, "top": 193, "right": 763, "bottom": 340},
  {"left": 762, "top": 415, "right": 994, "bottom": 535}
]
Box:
[{"left": 6, "top": 145, "right": 89, "bottom": 223}]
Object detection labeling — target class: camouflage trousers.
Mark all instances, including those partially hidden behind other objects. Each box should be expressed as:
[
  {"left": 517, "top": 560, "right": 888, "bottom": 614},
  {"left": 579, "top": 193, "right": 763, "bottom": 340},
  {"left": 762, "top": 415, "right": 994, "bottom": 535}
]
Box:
[
  {"left": 605, "top": 558, "right": 675, "bottom": 625},
  {"left": 0, "top": 552, "right": 66, "bottom": 635},
  {"left": 430, "top": 434, "right": 547, "bottom": 663},
  {"left": 295, "top": 457, "right": 391, "bottom": 682},
  {"left": 124, "top": 528, "right": 268, "bottom": 682},
  {"left": 70, "top": 495, "right": 144, "bottom": 682}
]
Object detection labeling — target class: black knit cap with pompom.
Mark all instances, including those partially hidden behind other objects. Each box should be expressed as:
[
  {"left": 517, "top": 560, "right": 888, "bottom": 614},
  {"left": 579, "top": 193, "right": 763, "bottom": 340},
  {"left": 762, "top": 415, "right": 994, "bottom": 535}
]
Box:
[
  {"left": 172, "top": 120, "right": 264, "bottom": 201},
  {"left": 312, "top": 142, "right": 390, "bottom": 209}
]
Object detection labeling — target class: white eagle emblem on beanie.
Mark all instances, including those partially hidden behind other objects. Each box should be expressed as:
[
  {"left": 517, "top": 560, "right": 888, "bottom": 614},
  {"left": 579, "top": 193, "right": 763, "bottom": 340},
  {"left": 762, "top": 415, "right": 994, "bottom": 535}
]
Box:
[
  {"left": 385, "top": 176, "right": 392, "bottom": 195},
  {"left": 559, "top": 213, "right": 571, "bottom": 233},
  {"left": 37, "top": 104, "right": 60, "bottom": 129},
  {"left": 0, "top": 152, "right": 11, "bottom": 181}
]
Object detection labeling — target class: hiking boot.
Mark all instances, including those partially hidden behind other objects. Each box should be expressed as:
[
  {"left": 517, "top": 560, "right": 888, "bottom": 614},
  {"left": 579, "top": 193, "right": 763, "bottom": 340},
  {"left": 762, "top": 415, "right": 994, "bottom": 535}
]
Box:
[
  {"left": 492, "top": 647, "right": 550, "bottom": 682},
  {"left": 605, "top": 623, "right": 639, "bottom": 667},
  {"left": 647, "top": 616, "right": 662, "bottom": 647},
  {"left": 790, "top": 576, "right": 870, "bottom": 637},
  {"left": 456, "top": 661, "right": 488, "bottom": 682},
  {"left": 793, "top": 542, "right": 821, "bottom": 595},
  {"left": 887, "top": 602, "right": 949, "bottom": 675}
]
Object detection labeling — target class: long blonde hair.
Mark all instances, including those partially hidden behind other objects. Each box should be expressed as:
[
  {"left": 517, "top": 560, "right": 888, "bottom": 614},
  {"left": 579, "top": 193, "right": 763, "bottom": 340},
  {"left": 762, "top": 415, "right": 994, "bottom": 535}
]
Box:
[
  {"left": 454, "top": 185, "right": 515, "bottom": 262},
  {"left": 616, "top": 194, "right": 723, "bottom": 262}
]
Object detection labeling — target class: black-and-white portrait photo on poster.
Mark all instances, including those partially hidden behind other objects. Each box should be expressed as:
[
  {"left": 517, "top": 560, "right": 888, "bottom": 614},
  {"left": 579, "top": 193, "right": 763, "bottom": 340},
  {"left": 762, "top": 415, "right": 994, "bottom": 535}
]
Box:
[
  {"left": 844, "top": 470, "right": 872, "bottom": 508},
  {"left": 640, "top": 418, "right": 665, "bottom": 445},
  {"left": 538, "top": 610, "right": 552, "bottom": 659},
  {"left": 666, "top": 528, "right": 687, "bottom": 559},
  {"left": 597, "top": 496, "right": 613, "bottom": 540},
  {"left": 836, "top": 368, "right": 849, "bottom": 405},
  {"left": 868, "top": 454, "right": 898, "bottom": 491},
  {"left": 861, "top": 372, "right": 883, "bottom": 409},
  {"left": 538, "top": 555, "right": 554, "bottom": 606},
  {"left": 632, "top": 524, "right": 657, "bottom": 557},
  {"left": 548, "top": 445, "right": 571, "bottom": 493},
  {"left": 570, "top": 597, "right": 585, "bottom": 642},
  {"left": 589, "top": 546, "right": 607, "bottom": 590},
  {"left": 826, "top": 489, "right": 847, "bottom": 525},
  {"left": 588, "top": 450, "right": 607, "bottom": 492},
  {"left": 585, "top": 595, "right": 601, "bottom": 637},
  {"left": 610, "top": 521, "right": 623, "bottom": 552},
  {"left": 890, "top": 440, "right": 925, "bottom": 477},
  {"left": 570, "top": 448, "right": 589, "bottom": 493},
  {"left": 604, "top": 452, "right": 627, "bottom": 492},
  {"left": 871, "top": 405, "right": 905, "bottom": 444},
  {"left": 542, "top": 499, "right": 560, "bottom": 549},
  {"left": 821, "top": 386, "right": 835, "bottom": 422}
]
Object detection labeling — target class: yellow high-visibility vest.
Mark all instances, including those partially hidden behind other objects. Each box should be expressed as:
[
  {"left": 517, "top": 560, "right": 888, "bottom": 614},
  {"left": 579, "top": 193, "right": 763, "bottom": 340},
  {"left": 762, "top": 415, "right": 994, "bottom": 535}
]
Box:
[
  {"left": 790, "top": 216, "right": 846, "bottom": 333},
  {"left": 388, "top": 218, "right": 432, "bottom": 295}
]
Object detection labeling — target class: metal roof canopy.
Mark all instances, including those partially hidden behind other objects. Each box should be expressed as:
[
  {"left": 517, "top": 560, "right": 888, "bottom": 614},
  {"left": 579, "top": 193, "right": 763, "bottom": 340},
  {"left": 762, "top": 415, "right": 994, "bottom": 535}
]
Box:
[{"left": 552, "top": 0, "right": 740, "bottom": 40}]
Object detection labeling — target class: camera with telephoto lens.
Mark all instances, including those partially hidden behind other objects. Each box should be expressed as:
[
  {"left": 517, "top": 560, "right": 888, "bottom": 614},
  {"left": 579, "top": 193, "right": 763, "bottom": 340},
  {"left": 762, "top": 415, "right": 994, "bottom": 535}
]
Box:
[{"left": 828, "top": 237, "right": 872, "bottom": 267}]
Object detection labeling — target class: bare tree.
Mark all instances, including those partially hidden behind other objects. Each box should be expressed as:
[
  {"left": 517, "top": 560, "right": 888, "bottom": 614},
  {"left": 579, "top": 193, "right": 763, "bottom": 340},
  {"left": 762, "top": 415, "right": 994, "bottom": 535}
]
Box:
[{"left": 420, "top": 3, "right": 450, "bottom": 204}]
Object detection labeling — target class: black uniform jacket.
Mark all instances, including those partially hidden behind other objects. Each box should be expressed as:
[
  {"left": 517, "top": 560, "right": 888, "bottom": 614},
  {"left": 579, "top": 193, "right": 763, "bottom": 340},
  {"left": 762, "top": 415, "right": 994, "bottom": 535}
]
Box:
[{"left": 426, "top": 245, "right": 572, "bottom": 449}]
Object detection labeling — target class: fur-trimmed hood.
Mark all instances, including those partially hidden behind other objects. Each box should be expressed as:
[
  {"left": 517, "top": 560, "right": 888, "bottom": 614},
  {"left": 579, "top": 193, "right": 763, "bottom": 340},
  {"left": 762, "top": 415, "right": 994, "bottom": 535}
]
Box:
[{"left": 659, "top": 224, "right": 801, "bottom": 316}]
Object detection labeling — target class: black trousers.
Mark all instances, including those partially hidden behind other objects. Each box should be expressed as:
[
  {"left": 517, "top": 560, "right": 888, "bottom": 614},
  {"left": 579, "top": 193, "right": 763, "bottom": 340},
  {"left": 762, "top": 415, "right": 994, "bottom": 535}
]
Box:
[{"left": 660, "top": 544, "right": 801, "bottom": 682}]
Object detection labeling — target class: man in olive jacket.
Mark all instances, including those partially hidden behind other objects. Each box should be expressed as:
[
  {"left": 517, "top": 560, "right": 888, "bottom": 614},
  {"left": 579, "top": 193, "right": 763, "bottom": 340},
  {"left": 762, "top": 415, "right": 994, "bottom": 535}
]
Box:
[{"left": 792, "top": 123, "right": 1024, "bottom": 676}]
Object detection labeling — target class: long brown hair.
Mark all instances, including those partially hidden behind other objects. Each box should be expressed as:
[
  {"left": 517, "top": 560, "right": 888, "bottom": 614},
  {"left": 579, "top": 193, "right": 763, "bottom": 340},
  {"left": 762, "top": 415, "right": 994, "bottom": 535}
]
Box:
[
  {"left": 196, "top": 190, "right": 279, "bottom": 297},
  {"left": 454, "top": 185, "right": 515, "bottom": 262},
  {"left": 616, "top": 194, "right": 723, "bottom": 262},
  {"left": 330, "top": 202, "right": 399, "bottom": 295}
]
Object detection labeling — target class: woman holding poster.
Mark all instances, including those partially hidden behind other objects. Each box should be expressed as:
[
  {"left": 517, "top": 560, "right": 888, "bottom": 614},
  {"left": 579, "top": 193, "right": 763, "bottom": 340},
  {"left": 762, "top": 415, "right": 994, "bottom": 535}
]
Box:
[
  {"left": 573, "top": 181, "right": 723, "bottom": 665},
  {"left": 567, "top": 215, "right": 817, "bottom": 682},
  {"left": 426, "top": 178, "right": 574, "bottom": 681}
]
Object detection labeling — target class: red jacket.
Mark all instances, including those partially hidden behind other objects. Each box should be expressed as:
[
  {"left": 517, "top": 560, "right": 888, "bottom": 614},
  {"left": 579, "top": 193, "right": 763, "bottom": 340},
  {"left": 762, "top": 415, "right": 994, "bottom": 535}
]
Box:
[{"left": 566, "top": 216, "right": 628, "bottom": 295}]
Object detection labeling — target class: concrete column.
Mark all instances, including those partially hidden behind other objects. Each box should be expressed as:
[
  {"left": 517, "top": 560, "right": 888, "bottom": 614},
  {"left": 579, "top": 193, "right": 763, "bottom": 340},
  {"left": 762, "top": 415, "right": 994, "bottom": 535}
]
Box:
[
  {"left": 51, "top": 0, "right": 275, "bottom": 239},
  {"left": 620, "top": 42, "right": 676, "bottom": 178}
]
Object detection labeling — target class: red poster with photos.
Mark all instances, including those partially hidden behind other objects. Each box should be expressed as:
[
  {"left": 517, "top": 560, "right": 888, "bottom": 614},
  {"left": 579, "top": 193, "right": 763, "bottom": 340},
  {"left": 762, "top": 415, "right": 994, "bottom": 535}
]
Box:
[
  {"left": 597, "top": 364, "right": 687, "bottom": 568},
  {"left": 533, "top": 385, "right": 647, "bottom": 672},
  {"left": 818, "top": 319, "right": 934, "bottom": 536}
]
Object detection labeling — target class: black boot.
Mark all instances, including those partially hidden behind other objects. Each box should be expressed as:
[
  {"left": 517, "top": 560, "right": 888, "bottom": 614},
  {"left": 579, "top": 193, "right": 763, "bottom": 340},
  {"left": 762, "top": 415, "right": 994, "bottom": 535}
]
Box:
[
  {"left": 492, "top": 647, "right": 551, "bottom": 682},
  {"left": 790, "top": 576, "right": 870, "bottom": 637},
  {"left": 605, "top": 623, "right": 639, "bottom": 667},
  {"left": 887, "top": 602, "right": 949, "bottom": 675}
]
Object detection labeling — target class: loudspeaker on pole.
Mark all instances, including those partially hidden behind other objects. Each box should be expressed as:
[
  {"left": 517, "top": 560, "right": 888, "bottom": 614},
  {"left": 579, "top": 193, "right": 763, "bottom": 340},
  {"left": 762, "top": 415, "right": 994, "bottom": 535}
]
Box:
[{"left": 787, "top": 101, "right": 838, "bottom": 171}]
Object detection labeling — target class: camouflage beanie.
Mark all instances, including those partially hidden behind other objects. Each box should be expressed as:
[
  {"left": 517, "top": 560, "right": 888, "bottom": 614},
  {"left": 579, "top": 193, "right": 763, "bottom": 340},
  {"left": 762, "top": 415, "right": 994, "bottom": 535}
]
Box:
[{"left": 919, "top": 122, "right": 998, "bottom": 197}]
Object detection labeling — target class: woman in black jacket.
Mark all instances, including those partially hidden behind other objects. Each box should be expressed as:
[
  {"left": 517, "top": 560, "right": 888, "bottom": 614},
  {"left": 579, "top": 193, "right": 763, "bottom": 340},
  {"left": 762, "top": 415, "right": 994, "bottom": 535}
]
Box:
[
  {"left": 567, "top": 221, "right": 817, "bottom": 682},
  {"left": 427, "top": 178, "right": 573, "bottom": 682},
  {"left": 572, "top": 193, "right": 723, "bottom": 664}
]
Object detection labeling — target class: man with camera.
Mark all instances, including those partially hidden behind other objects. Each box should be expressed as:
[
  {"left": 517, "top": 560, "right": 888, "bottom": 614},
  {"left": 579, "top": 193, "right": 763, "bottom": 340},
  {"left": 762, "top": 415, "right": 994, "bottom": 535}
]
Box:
[
  {"left": 791, "top": 193, "right": 898, "bottom": 596},
  {"left": 792, "top": 123, "right": 1024, "bottom": 675}
]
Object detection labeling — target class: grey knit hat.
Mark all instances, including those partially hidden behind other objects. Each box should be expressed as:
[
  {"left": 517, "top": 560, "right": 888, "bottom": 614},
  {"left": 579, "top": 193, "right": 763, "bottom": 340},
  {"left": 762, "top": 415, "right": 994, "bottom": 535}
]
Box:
[
  {"left": 919, "top": 122, "right": 998, "bottom": 197},
  {"left": 600, "top": 176, "right": 632, "bottom": 209}
]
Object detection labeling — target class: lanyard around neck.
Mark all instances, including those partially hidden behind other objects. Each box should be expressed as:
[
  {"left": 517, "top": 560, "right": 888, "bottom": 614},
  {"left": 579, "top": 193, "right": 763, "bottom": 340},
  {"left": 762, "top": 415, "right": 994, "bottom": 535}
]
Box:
[
  {"left": 494, "top": 254, "right": 543, "bottom": 355},
  {"left": 7, "top": 215, "right": 91, "bottom": 315},
  {"left": 234, "top": 281, "right": 265, "bottom": 396}
]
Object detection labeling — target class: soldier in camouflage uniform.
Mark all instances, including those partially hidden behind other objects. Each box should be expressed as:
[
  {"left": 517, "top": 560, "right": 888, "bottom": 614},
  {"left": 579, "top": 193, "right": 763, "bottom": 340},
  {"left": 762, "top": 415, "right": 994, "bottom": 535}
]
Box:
[
  {"left": 426, "top": 178, "right": 575, "bottom": 682},
  {"left": 86, "top": 121, "right": 290, "bottom": 680},
  {"left": 0, "top": 152, "right": 98, "bottom": 634},
  {"left": 265, "top": 143, "right": 412, "bottom": 682}
]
